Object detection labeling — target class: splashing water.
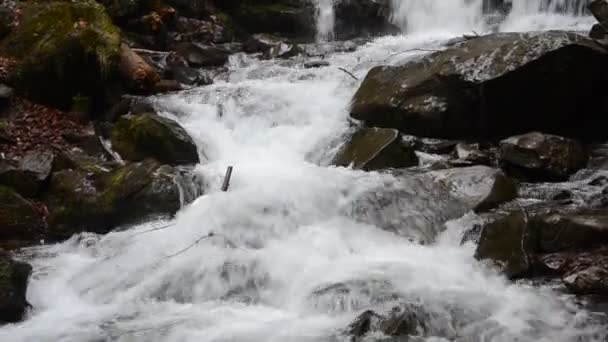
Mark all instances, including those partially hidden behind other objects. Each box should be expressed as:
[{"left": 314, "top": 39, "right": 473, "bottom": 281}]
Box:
[{"left": 0, "top": 3, "right": 606, "bottom": 342}]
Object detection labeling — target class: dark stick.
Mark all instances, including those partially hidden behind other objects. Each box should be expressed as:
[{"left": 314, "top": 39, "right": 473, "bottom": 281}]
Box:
[
  {"left": 338, "top": 67, "right": 359, "bottom": 81},
  {"left": 221, "top": 166, "right": 233, "bottom": 192},
  {"left": 164, "top": 232, "right": 215, "bottom": 258}
]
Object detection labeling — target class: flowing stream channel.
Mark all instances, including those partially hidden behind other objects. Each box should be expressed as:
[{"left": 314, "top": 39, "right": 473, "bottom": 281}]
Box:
[{"left": 0, "top": 1, "right": 604, "bottom": 341}]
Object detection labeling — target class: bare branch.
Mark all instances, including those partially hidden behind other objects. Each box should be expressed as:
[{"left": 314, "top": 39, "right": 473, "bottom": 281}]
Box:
[
  {"left": 164, "top": 232, "right": 215, "bottom": 258},
  {"left": 338, "top": 67, "right": 359, "bottom": 81},
  {"left": 384, "top": 48, "right": 441, "bottom": 62}
]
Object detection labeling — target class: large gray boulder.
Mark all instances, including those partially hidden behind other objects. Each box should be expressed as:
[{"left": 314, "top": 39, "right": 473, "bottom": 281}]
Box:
[
  {"left": 351, "top": 31, "right": 608, "bottom": 142},
  {"left": 349, "top": 166, "right": 516, "bottom": 243}
]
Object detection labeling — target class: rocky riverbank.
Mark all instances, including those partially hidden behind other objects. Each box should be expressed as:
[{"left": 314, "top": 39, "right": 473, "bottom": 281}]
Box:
[{"left": 1, "top": 0, "right": 608, "bottom": 339}]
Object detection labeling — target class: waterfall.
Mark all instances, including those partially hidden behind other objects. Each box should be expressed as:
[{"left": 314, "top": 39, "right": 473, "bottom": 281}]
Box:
[
  {"left": 389, "top": 0, "right": 592, "bottom": 33},
  {"left": 314, "top": 0, "right": 335, "bottom": 41},
  {"left": 389, "top": 0, "right": 485, "bottom": 33}
]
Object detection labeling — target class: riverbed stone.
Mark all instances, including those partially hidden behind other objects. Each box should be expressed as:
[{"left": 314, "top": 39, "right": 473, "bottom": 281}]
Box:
[
  {"left": 475, "top": 210, "right": 536, "bottom": 278},
  {"left": 111, "top": 113, "right": 199, "bottom": 165},
  {"left": 499, "top": 132, "right": 588, "bottom": 181},
  {"left": 333, "top": 127, "right": 418, "bottom": 170},
  {"left": 0, "top": 252, "right": 31, "bottom": 323}
]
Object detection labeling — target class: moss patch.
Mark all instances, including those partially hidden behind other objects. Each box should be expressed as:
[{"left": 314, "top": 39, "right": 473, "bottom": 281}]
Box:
[{"left": 5, "top": 0, "right": 122, "bottom": 108}]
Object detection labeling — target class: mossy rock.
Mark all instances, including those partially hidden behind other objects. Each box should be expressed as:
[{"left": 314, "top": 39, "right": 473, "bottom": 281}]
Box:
[
  {"left": 333, "top": 127, "right": 418, "bottom": 171},
  {"left": 46, "top": 159, "right": 183, "bottom": 239},
  {"left": 0, "top": 186, "right": 44, "bottom": 242},
  {"left": 0, "top": 252, "right": 31, "bottom": 323},
  {"left": 111, "top": 113, "right": 199, "bottom": 165},
  {"left": 217, "top": 0, "right": 316, "bottom": 40},
  {"left": 97, "top": 0, "right": 160, "bottom": 22},
  {"left": 5, "top": 0, "right": 122, "bottom": 109}
]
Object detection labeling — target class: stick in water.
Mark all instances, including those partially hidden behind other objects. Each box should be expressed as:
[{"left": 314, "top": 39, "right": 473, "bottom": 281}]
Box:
[
  {"left": 338, "top": 67, "right": 359, "bottom": 81},
  {"left": 221, "top": 166, "right": 233, "bottom": 192}
]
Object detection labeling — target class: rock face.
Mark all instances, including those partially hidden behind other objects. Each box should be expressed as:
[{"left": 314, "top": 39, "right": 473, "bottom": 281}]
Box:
[
  {"left": 218, "top": 0, "right": 316, "bottom": 40},
  {"left": 351, "top": 31, "right": 608, "bottom": 142},
  {"left": 347, "top": 305, "right": 434, "bottom": 340},
  {"left": 499, "top": 132, "right": 588, "bottom": 181},
  {"left": 5, "top": 0, "right": 122, "bottom": 109},
  {"left": 0, "top": 150, "right": 54, "bottom": 197},
  {"left": 476, "top": 208, "right": 608, "bottom": 281},
  {"left": 533, "top": 210, "right": 608, "bottom": 253},
  {"left": 475, "top": 210, "right": 535, "bottom": 278},
  {"left": 333, "top": 0, "right": 400, "bottom": 40},
  {"left": 0, "top": 186, "right": 44, "bottom": 242},
  {"left": 591, "top": 0, "right": 608, "bottom": 29},
  {"left": 0, "top": 253, "right": 31, "bottom": 323},
  {"left": 175, "top": 42, "right": 230, "bottom": 68},
  {"left": 111, "top": 113, "right": 199, "bottom": 165},
  {"left": 333, "top": 127, "right": 418, "bottom": 170},
  {"left": 46, "top": 159, "right": 184, "bottom": 240}
]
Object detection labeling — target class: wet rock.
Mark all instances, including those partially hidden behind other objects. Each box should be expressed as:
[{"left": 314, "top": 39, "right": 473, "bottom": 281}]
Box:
[
  {"left": 561, "top": 248, "right": 608, "bottom": 295},
  {"left": 429, "top": 166, "right": 517, "bottom": 212},
  {"left": 417, "top": 138, "right": 458, "bottom": 155},
  {"left": 0, "top": 150, "right": 53, "bottom": 197},
  {"left": 333, "top": 127, "right": 418, "bottom": 171},
  {"left": 475, "top": 210, "right": 536, "bottom": 278},
  {"left": 591, "top": 0, "right": 608, "bottom": 29},
  {"left": 454, "top": 143, "right": 491, "bottom": 165},
  {"left": 175, "top": 42, "right": 230, "bottom": 68},
  {"left": 334, "top": 0, "right": 400, "bottom": 40},
  {"left": 46, "top": 159, "right": 185, "bottom": 239},
  {"left": 0, "top": 185, "right": 44, "bottom": 241},
  {"left": 590, "top": 23, "right": 608, "bottom": 39},
  {"left": 243, "top": 33, "right": 284, "bottom": 54},
  {"left": 169, "top": 65, "right": 213, "bottom": 86},
  {"left": 350, "top": 166, "right": 514, "bottom": 243},
  {"left": 172, "top": 15, "right": 236, "bottom": 45},
  {"left": 351, "top": 31, "right": 608, "bottom": 142},
  {"left": 6, "top": 0, "right": 122, "bottom": 109},
  {"left": 499, "top": 132, "right": 588, "bottom": 181},
  {"left": 111, "top": 113, "right": 199, "bottom": 166},
  {"left": 263, "top": 42, "right": 303, "bottom": 59},
  {"left": 0, "top": 85, "right": 13, "bottom": 112},
  {"left": 303, "top": 60, "right": 330, "bottom": 69},
  {"left": 0, "top": 252, "right": 31, "bottom": 323},
  {"left": 347, "top": 304, "right": 432, "bottom": 340},
  {"left": 533, "top": 210, "right": 608, "bottom": 253},
  {"left": 219, "top": 0, "right": 316, "bottom": 40}
]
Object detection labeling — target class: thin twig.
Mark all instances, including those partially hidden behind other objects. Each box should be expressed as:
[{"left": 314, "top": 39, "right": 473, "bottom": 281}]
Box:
[
  {"left": 338, "top": 67, "right": 359, "bottom": 81},
  {"left": 164, "top": 232, "right": 215, "bottom": 259},
  {"left": 129, "top": 223, "right": 176, "bottom": 238},
  {"left": 384, "top": 48, "right": 441, "bottom": 62},
  {"left": 131, "top": 48, "right": 171, "bottom": 56}
]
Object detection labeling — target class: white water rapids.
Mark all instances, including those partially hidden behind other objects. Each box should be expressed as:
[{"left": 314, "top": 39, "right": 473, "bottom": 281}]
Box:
[{"left": 1, "top": 1, "right": 604, "bottom": 341}]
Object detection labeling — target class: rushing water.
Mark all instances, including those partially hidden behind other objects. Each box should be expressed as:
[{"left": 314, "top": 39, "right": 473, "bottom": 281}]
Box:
[{"left": 1, "top": 2, "right": 605, "bottom": 342}]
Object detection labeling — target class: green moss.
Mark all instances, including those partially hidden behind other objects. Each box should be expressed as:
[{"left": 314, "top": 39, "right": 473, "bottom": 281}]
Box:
[
  {"left": 8, "top": 0, "right": 120, "bottom": 74},
  {"left": 111, "top": 113, "right": 199, "bottom": 165},
  {"left": 5, "top": 0, "right": 122, "bottom": 108}
]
